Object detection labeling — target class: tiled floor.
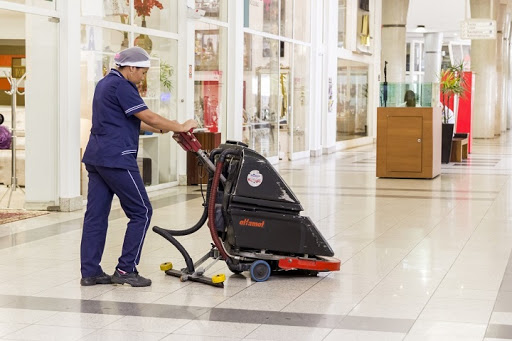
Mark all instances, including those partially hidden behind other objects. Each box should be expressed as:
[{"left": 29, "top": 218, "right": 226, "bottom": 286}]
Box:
[{"left": 2, "top": 134, "right": 512, "bottom": 340}]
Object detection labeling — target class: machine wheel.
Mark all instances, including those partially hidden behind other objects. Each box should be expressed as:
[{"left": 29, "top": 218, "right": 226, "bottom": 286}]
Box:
[
  {"left": 250, "top": 260, "right": 271, "bottom": 282},
  {"left": 160, "top": 262, "right": 173, "bottom": 271},
  {"left": 212, "top": 274, "right": 226, "bottom": 284}
]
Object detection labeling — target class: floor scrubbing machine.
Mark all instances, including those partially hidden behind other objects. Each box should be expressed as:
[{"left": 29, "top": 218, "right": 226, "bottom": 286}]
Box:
[{"left": 152, "top": 130, "right": 340, "bottom": 287}]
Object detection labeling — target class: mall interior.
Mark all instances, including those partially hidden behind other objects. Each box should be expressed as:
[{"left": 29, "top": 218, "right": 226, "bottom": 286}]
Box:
[{"left": 0, "top": 0, "right": 512, "bottom": 340}]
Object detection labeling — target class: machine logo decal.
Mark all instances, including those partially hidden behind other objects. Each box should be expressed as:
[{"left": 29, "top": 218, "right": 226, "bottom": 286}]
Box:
[
  {"left": 239, "top": 218, "right": 265, "bottom": 228},
  {"left": 247, "top": 170, "right": 263, "bottom": 187}
]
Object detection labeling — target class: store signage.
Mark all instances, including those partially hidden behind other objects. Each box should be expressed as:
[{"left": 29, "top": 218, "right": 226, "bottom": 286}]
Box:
[{"left": 460, "top": 19, "right": 496, "bottom": 40}]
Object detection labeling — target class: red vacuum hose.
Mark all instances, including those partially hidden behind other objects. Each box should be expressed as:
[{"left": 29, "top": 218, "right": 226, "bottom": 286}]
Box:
[{"left": 207, "top": 160, "right": 231, "bottom": 262}]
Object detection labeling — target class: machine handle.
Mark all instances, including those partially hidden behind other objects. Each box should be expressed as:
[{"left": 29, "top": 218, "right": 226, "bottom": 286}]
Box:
[{"left": 172, "top": 128, "right": 203, "bottom": 152}]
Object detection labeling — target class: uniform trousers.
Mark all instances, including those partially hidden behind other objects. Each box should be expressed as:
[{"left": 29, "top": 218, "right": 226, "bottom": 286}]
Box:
[{"left": 81, "top": 163, "right": 153, "bottom": 277}]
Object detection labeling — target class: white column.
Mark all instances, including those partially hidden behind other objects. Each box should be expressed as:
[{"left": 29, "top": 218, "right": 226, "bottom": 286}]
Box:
[
  {"left": 24, "top": 14, "right": 59, "bottom": 210},
  {"left": 507, "top": 7, "right": 512, "bottom": 129},
  {"left": 309, "top": 1, "right": 323, "bottom": 156},
  {"left": 227, "top": 0, "right": 244, "bottom": 142},
  {"left": 177, "top": 0, "right": 191, "bottom": 185},
  {"left": 381, "top": 0, "right": 409, "bottom": 83},
  {"left": 423, "top": 33, "right": 443, "bottom": 83},
  {"left": 322, "top": 0, "right": 338, "bottom": 154},
  {"left": 57, "top": 0, "right": 82, "bottom": 211},
  {"left": 470, "top": 0, "right": 498, "bottom": 138},
  {"left": 497, "top": 4, "right": 507, "bottom": 134},
  {"left": 368, "top": 0, "right": 382, "bottom": 139}
]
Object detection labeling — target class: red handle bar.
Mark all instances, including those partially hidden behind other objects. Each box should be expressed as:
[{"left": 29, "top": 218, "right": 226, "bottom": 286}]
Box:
[{"left": 172, "top": 129, "right": 202, "bottom": 153}]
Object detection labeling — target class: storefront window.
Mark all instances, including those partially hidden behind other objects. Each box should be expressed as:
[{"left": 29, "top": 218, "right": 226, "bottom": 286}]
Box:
[
  {"left": 292, "top": 44, "right": 309, "bottom": 153},
  {"left": 2, "top": 0, "right": 55, "bottom": 10},
  {"left": 280, "top": 0, "right": 293, "bottom": 38},
  {"left": 194, "top": 23, "right": 227, "bottom": 134},
  {"left": 337, "top": 60, "right": 368, "bottom": 141},
  {"left": 357, "top": 3, "right": 370, "bottom": 51},
  {"left": 278, "top": 41, "right": 291, "bottom": 159},
  {"left": 294, "top": 0, "right": 310, "bottom": 42},
  {"left": 243, "top": 34, "right": 280, "bottom": 158},
  {"left": 195, "top": 0, "right": 227, "bottom": 22},
  {"left": 80, "top": 25, "right": 178, "bottom": 192},
  {"left": 133, "top": 0, "right": 177, "bottom": 32},
  {"left": 245, "top": 0, "right": 279, "bottom": 35},
  {"left": 81, "top": 0, "right": 178, "bottom": 33},
  {"left": 0, "top": 9, "right": 59, "bottom": 203},
  {"left": 338, "top": 0, "right": 346, "bottom": 48}
]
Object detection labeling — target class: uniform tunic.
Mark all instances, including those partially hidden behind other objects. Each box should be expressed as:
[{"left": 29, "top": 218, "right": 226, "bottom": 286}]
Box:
[{"left": 81, "top": 69, "right": 153, "bottom": 277}]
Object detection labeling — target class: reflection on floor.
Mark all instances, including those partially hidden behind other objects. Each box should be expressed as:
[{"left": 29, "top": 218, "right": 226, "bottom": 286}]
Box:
[{"left": 2, "top": 133, "right": 512, "bottom": 340}]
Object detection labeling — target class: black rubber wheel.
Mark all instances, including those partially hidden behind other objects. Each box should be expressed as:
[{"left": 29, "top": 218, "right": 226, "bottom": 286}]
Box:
[
  {"left": 250, "top": 260, "right": 271, "bottom": 282},
  {"left": 0, "top": 114, "right": 4, "bottom": 125}
]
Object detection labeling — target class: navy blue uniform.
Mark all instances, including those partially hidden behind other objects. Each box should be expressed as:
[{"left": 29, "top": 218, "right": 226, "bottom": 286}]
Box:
[{"left": 81, "top": 69, "right": 153, "bottom": 278}]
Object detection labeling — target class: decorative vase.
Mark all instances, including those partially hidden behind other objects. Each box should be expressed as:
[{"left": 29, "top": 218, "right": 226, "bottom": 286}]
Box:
[{"left": 134, "top": 18, "right": 152, "bottom": 54}]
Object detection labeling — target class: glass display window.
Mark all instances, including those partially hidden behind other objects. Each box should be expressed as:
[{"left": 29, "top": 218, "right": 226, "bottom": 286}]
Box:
[
  {"left": 193, "top": 23, "right": 227, "bottom": 134},
  {"left": 80, "top": 25, "right": 179, "bottom": 191},
  {"left": 414, "top": 42, "right": 421, "bottom": 72},
  {"left": 243, "top": 34, "right": 280, "bottom": 158},
  {"left": 294, "top": 0, "right": 310, "bottom": 42},
  {"left": 292, "top": 43, "right": 309, "bottom": 153},
  {"left": 280, "top": 0, "right": 293, "bottom": 38},
  {"left": 1, "top": 0, "right": 55, "bottom": 10},
  {"left": 133, "top": 0, "right": 176, "bottom": 32},
  {"left": 356, "top": 1, "right": 370, "bottom": 52},
  {"left": 338, "top": 0, "right": 346, "bottom": 48},
  {"left": 461, "top": 44, "right": 471, "bottom": 70},
  {"left": 195, "top": 0, "right": 228, "bottom": 22},
  {"left": 336, "top": 60, "right": 369, "bottom": 141},
  {"left": 82, "top": 0, "right": 178, "bottom": 33},
  {"left": 195, "top": 29, "right": 220, "bottom": 71},
  {"left": 245, "top": 0, "right": 279, "bottom": 35},
  {"left": 406, "top": 43, "right": 410, "bottom": 72},
  {"left": 405, "top": 41, "right": 424, "bottom": 86}
]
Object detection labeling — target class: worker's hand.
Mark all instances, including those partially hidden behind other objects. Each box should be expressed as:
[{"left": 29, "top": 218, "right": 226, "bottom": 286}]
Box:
[{"left": 183, "top": 119, "right": 198, "bottom": 132}]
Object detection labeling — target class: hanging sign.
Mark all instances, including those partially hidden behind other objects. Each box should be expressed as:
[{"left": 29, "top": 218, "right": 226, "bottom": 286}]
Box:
[{"left": 460, "top": 19, "right": 496, "bottom": 40}]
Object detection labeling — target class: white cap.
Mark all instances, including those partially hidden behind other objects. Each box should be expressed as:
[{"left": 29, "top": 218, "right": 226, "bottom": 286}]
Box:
[{"left": 114, "top": 47, "right": 151, "bottom": 68}]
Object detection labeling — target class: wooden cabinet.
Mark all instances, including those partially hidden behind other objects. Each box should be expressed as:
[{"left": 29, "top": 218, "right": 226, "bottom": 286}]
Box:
[
  {"left": 376, "top": 107, "right": 441, "bottom": 178},
  {"left": 186, "top": 132, "right": 221, "bottom": 185}
]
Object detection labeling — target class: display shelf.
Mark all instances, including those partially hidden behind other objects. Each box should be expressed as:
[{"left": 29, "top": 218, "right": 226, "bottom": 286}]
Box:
[{"left": 138, "top": 135, "right": 159, "bottom": 186}]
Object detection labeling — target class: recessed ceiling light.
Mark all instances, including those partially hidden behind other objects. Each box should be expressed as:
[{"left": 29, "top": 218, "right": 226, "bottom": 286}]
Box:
[{"left": 415, "top": 25, "right": 426, "bottom": 33}]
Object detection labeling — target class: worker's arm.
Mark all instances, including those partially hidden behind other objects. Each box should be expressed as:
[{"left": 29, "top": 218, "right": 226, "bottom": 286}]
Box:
[
  {"left": 135, "top": 109, "right": 197, "bottom": 133},
  {"left": 140, "top": 122, "right": 161, "bottom": 133}
]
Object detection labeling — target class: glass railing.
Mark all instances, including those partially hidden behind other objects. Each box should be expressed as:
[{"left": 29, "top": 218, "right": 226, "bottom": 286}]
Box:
[{"left": 379, "top": 82, "right": 439, "bottom": 108}]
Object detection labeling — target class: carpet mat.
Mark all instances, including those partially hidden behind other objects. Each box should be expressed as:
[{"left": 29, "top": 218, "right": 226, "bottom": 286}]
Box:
[{"left": 0, "top": 209, "right": 49, "bottom": 225}]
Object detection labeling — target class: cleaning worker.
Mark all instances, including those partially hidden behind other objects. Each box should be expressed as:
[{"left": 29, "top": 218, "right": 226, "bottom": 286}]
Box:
[{"left": 80, "top": 46, "right": 197, "bottom": 287}]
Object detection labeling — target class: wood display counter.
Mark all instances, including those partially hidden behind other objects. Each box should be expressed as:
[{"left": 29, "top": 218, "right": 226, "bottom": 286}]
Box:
[
  {"left": 186, "top": 131, "right": 221, "bottom": 185},
  {"left": 376, "top": 107, "right": 441, "bottom": 179}
]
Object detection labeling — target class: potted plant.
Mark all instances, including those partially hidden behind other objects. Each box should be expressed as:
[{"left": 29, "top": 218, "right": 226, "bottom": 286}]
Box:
[{"left": 439, "top": 61, "right": 467, "bottom": 163}]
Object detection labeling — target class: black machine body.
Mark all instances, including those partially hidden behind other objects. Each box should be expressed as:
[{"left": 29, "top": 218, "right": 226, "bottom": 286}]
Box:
[{"left": 153, "top": 133, "right": 340, "bottom": 286}]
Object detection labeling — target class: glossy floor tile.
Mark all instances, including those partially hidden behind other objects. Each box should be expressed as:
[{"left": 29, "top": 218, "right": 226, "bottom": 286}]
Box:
[{"left": 2, "top": 134, "right": 512, "bottom": 340}]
